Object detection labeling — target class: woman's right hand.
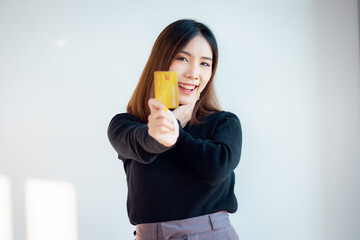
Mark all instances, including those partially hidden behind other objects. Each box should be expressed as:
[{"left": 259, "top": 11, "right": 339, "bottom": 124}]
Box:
[
  {"left": 173, "top": 97, "right": 198, "bottom": 128},
  {"left": 147, "top": 98, "right": 179, "bottom": 147}
]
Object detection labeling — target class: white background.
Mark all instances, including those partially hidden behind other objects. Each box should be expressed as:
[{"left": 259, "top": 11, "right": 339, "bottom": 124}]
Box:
[{"left": 0, "top": 0, "right": 359, "bottom": 239}]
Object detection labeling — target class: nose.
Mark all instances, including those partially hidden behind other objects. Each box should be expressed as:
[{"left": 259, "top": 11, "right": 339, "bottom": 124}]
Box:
[{"left": 185, "top": 62, "right": 199, "bottom": 80}]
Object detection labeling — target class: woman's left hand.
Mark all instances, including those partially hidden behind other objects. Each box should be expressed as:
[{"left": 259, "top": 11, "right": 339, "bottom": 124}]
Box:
[{"left": 173, "top": 97, "right": 198, "bottom": 128}]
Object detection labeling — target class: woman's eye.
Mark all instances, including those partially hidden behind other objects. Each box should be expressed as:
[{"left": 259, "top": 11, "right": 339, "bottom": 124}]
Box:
[
  {"left": 177, "top": 57, "right": 188, "bottom": 62},
  {"left": 201, "top": 62, "right": 211, "bottom": 67}
]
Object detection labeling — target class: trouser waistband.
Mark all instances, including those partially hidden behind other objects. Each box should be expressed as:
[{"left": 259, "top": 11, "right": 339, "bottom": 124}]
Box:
[{"left": 135, "top": 211, "right": 231, "bottom": 240}]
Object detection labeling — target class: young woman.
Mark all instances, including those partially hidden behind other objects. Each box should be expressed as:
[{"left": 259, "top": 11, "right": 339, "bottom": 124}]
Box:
[{"left": 108, "top": 19, "right": 242, "bottom": 240}]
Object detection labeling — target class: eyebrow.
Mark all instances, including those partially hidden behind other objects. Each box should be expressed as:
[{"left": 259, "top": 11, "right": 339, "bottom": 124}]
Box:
[{"left": 180, "top": 50, "right": 212, "bottom": 61}]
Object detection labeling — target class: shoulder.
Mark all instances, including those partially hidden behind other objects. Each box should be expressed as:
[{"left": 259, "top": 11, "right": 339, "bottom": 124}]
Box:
[
  {"left": 205, "top": 111, "right": 241, "bottom": 126},
  {"left": 195, "top": 111, "right": 241, "bottom": 135},
  {"left": 107, "top": 113, "right": 145, "bottom": 133},
  {"left": 109, "top": 113, "right": 143, "bottom": 125},
  {"left": 200, "top": 111, "right": 242, "bottom": 144}
]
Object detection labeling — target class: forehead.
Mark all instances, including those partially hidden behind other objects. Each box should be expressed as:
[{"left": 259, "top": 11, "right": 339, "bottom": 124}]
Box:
[{"left": 182, "top": 35, "right": 213, "bottom": 58}]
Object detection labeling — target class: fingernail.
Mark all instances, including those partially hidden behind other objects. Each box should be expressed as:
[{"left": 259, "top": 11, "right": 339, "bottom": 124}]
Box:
[{"left": 163, "top": 107, "right": 169, "bottom": 112}]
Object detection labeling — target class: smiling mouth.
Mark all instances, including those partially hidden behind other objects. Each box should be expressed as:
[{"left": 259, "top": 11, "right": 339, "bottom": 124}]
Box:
[{"left": 178, "top": 82, "right": 198, "bottom": 95}]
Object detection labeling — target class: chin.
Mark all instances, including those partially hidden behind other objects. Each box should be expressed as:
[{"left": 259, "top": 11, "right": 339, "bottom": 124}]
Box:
[
  {"left": 179, "top": 101, "right": 190, "bottom": 105},
  {"left": 178, "top": 97, "right": 192, "bottom": 105}
]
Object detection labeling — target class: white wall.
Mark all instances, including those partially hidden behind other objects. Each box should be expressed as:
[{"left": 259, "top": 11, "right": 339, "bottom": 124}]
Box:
[{"left": 0, "top": 0, "right": 359, "bottom": 239}]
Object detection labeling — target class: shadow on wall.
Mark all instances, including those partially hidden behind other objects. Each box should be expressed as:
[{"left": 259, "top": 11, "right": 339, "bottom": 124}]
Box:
[{"left": 0, "top": 174, "right": 78, "bottom": 240}]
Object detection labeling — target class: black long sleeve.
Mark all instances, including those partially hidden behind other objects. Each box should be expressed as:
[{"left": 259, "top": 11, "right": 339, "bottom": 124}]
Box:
[
  {"left": 176, "top": 113, "right": 242, "bottom": 186},
  {"left": 107, "top": 111, "right": 242, "bottom": 225},
  {"left": 107, "top": 113, "right": 173, "bottom": 164}
]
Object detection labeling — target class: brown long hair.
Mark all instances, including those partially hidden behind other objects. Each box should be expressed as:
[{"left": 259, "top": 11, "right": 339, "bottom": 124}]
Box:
[{"left": 127, "top": 19, "right": 221, "bottom": 125}]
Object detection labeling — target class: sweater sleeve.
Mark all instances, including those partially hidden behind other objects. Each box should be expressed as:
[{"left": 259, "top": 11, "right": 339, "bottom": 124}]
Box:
[
  {"left": 176, "top": 112, "right": 242, "bottom": 186},
  {"left": 107, "top": 113, "right": 173, "bottom": 164}
]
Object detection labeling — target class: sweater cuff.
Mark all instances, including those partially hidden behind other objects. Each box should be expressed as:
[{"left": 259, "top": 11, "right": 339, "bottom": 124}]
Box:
[{"left": 142, "top": 125, "right": 175, "bottom": 153}]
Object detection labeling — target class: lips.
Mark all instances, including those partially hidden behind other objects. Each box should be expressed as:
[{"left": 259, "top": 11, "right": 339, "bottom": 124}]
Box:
[{"left": 178, "top": 82, "right": 198, "bottom": 95}]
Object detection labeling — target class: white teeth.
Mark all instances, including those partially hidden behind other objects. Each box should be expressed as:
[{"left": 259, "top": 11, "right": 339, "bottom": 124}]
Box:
[{"left": 178, "top": 83, "right": 197, "bottom": 90}]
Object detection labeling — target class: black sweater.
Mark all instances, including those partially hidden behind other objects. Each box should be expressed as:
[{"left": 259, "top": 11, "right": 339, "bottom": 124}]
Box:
[{"left": 107, "top": 111, "right": 242, "bottom": 225}]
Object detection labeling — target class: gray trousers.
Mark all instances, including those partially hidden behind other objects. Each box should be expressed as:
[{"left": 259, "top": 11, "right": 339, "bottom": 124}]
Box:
[{"left": 134, "top": 211, "right": 239, "bottom": 240}]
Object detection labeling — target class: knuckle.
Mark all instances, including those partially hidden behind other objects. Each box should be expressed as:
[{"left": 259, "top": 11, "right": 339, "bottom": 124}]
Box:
[
  {"left": 148, "top": 115, "right": 152, "bottom": 122},
  {"left": 160, "top": 126, "right": 169, "bottom": 132}
]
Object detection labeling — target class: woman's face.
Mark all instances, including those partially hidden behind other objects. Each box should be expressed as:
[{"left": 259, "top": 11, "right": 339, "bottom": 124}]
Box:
[{"left": 169, "top": 35, "right": 213, "bottom": 105}]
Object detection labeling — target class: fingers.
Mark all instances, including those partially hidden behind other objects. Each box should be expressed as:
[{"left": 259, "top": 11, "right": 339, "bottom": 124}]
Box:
[
  {"left": 148, "top": 98, "right": 166, "bottom": 113},
  {"left": 148, "top": 105, "right": 173, "bottom": 125},
  {"left": 148, "top": 114, "right": 174, "bottom": 131},
  {"left": 148, "top": 125, "right": 173, "bottom": 138},
  {"left": 148, "top": 98, "right": 176, "bottom": 132},
  {"left": 147, "top": 99, "right": 179, "bottom": 147}
]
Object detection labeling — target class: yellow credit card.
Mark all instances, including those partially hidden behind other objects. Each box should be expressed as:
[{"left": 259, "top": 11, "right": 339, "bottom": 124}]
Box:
[{"left": 154, "top": 71, "right": 179, "bottom": 109}]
